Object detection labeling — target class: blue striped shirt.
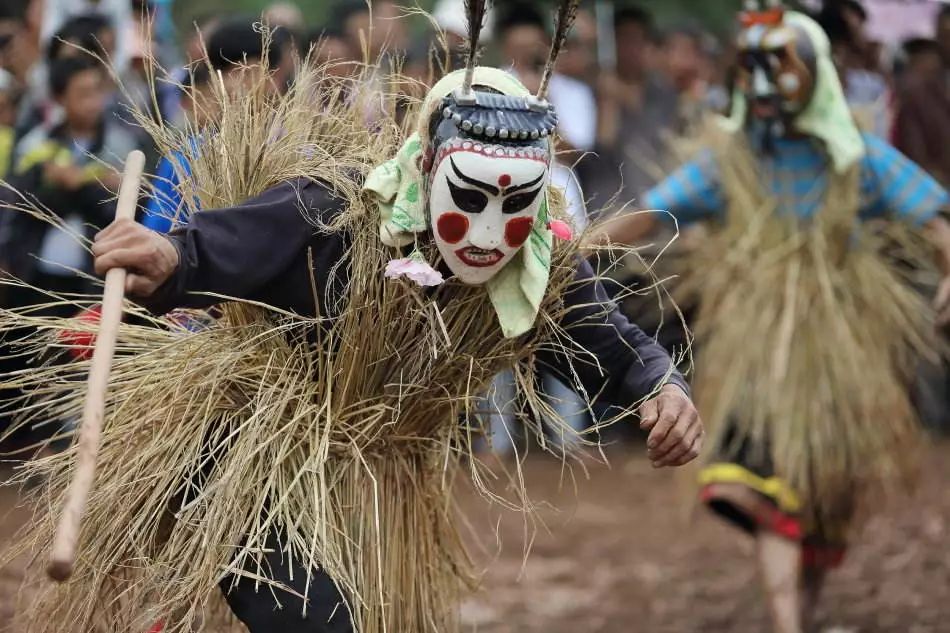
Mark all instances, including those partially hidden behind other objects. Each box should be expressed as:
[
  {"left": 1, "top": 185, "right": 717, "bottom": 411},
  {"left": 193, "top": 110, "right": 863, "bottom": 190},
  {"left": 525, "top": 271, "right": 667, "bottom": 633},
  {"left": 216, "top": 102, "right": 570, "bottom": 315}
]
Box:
[{"left": 644, "top": 134, "right": 948, "bottom": 226}]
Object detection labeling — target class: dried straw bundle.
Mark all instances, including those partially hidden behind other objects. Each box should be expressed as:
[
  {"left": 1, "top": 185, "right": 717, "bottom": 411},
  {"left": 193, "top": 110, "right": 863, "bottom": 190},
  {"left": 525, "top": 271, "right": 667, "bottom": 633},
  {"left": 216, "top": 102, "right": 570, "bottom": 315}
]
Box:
[
  {"left": 683, "top": 127, "right": 938, "bottom": 525},
  {"left": 0, "top": 56, "right": 596, "bottom": 632}
]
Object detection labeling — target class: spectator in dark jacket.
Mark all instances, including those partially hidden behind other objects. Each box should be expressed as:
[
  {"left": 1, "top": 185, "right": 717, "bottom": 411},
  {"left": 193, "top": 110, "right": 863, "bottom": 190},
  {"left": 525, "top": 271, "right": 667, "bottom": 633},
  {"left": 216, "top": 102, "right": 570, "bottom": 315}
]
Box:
[
  {"left": 0, "top": 55, "right": 138, "bottom": 312},
  {"left": 894, "top": 38, "right": 950, "bottom": 188}
]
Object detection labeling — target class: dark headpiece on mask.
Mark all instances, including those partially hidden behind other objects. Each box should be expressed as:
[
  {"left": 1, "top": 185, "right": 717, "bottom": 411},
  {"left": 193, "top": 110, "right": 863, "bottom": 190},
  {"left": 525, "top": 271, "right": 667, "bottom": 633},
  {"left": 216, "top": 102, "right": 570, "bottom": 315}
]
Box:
[{"left": 423, "top": 0, "right": 575, "bottom": 171}]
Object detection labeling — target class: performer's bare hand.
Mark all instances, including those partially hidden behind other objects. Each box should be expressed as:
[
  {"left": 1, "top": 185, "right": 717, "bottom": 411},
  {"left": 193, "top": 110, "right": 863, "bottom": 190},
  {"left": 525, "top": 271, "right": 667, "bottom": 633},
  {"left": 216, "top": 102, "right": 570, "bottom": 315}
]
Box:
[
  {"left": 92, "top": 218, "right": 179, "bottom": 297},
  {"left": 638, "top": 384, "right": 704, "bottom": 468},
  {"left": 935, "top": 276, "right": 950, "bottom": 330}
]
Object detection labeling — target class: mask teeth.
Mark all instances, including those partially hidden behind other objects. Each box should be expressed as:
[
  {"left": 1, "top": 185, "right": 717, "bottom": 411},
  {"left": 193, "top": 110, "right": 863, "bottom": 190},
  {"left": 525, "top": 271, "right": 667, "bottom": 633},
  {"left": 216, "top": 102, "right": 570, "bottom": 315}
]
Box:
[
  {"left": 436, "top": 140, "right": 551, "bottom": 163},
  {"left": 439, "top": 139, "right": 459, "bottom": 160}
]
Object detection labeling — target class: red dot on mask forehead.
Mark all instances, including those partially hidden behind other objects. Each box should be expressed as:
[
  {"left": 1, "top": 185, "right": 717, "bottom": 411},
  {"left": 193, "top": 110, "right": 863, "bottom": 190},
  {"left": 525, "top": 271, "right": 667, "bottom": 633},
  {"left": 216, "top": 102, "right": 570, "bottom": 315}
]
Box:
[
  {"left": 437, "top": 212, "right": 469, "bottom": 244},
  {"left": 498, "top": 174, "right": 512, "bottom": 187},
  {"left": 505, "top": 217, "right": 534, "bottom": 248}
]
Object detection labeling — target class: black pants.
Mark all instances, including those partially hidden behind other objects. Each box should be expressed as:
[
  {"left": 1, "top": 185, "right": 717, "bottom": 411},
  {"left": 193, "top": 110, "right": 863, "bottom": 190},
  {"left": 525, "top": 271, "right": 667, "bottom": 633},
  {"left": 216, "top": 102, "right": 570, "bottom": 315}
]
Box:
[{"left": 219, "top": 532, "right": 353, "bottom": 633}]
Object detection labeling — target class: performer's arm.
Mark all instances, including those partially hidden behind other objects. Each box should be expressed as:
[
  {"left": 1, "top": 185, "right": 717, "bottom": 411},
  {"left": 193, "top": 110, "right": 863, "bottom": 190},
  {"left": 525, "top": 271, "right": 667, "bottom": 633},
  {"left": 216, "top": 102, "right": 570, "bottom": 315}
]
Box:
[
  {"left": 586, "top": 149, "right": 723, "bottom": 247},
  {"left": 862, "top": 136, "right": 950, "bottom": 327},
  {"left": 92, "top": 178, "right": 345, "bottom": 315},
  {"left": 539, "top": 258, "right": 703, "bottom": 468}
]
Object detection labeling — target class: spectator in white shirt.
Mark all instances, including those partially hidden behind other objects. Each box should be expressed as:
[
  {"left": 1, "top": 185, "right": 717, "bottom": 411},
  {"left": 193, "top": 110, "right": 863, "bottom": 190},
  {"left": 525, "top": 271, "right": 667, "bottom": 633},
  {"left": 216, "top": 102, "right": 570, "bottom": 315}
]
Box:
[{"left": 495, "top": 2, "right": 594, "bottom": 226}]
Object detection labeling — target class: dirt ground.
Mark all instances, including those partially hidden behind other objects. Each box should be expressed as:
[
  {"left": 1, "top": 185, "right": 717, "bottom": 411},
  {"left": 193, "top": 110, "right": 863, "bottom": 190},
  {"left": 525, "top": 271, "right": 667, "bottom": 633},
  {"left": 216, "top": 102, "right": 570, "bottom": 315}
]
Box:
[{"left": 1, "top": 442, "right": 949, "bottom": 633}]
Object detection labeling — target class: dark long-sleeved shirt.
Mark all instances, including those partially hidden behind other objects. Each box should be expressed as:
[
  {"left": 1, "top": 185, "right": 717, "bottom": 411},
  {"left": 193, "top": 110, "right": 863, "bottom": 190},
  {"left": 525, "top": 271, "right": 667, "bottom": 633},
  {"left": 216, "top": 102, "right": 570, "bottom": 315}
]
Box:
[{"left": 144, "top": 179, "right": 688, "bottom": 408}]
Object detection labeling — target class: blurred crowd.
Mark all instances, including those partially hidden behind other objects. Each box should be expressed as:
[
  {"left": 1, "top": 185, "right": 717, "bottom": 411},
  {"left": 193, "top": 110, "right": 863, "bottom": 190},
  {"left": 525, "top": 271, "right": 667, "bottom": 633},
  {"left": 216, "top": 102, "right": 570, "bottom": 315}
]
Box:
[{"left": 0, "top": 0, "right": 948, "bottom": 441}]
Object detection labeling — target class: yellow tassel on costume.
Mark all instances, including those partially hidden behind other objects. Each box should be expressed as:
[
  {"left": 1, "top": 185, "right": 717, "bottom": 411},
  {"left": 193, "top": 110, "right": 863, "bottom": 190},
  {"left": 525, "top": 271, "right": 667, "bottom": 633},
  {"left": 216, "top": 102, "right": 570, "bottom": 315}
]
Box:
[{"left": 698, "top": 463, "right": 802, "bottom": 513}]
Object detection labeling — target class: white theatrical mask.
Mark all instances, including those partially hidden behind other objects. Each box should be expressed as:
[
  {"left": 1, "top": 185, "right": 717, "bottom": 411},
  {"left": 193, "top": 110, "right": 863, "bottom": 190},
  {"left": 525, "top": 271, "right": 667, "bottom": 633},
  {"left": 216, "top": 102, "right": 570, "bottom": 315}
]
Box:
[{"left": 428, "top": 141, "right": 551, "bottom": 285}]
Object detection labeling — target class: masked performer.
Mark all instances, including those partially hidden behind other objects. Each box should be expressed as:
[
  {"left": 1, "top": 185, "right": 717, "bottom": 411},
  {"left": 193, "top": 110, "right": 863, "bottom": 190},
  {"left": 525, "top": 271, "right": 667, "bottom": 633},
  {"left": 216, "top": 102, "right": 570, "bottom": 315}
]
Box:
[
  {"left": 1, "top": 4, "right": 702, "bottom": 633},
  {"left": 595, "top": 4, "right": 950, "bottom": 633}
]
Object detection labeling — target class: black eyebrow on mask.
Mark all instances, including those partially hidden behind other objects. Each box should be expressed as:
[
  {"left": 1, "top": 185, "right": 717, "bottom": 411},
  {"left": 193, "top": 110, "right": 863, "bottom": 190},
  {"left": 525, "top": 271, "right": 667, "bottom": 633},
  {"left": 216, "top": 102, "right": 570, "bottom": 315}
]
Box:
[
  {"left": 450, "top": 156, "right": 499, "bottom": 196},
  {"left": 505, "top": 172, "right": 546, "bottom": 196}
]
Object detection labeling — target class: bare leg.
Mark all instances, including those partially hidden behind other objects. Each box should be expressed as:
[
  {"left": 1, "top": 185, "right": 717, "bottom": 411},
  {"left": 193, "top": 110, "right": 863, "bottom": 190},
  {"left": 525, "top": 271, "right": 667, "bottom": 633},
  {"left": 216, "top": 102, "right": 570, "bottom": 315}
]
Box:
[
  {"left": 801, "top": 566, "right": 827, "bottom": 633},
  {"left": 756, "top": 532, "right": 803, "bottom": 633}
]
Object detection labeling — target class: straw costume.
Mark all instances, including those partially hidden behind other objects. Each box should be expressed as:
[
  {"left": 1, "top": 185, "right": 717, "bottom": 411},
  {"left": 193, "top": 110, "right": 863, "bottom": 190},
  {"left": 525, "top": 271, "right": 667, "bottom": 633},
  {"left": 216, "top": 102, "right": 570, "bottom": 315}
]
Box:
[
  {"left": 0, "top": 4, "right": 699, "bottom": 633},
  {"left": 616, "top": 2, "right": 950, "bottom": 626},
  {"left": 686, "top": 5, "right": 947, "bottom": 565}
]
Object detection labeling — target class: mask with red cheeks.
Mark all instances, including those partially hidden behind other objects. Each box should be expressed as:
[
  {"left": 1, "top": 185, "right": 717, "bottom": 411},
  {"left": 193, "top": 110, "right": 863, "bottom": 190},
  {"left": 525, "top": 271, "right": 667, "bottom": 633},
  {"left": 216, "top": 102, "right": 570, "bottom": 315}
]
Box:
[
  {"left": 428, "top": 142, "right": 550, "bottom": 284},
  {"left": 425, "top": 89, "right": 557, "bottom": 285}
]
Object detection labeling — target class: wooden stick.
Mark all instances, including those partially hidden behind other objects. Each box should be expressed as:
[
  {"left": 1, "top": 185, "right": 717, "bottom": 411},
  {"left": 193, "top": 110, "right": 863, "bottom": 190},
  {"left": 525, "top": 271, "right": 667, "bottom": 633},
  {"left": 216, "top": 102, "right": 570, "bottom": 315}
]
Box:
[{"left": 47, "top": 150, "right": 146, "bottom": 583}]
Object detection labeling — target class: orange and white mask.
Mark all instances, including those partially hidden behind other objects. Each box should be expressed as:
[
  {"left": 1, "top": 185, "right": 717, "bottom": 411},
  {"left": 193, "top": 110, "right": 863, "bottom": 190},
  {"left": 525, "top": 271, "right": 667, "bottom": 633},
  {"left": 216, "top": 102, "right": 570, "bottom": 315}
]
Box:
[{"left": 735, "top": 1, "right": 818, "bottom": 141}]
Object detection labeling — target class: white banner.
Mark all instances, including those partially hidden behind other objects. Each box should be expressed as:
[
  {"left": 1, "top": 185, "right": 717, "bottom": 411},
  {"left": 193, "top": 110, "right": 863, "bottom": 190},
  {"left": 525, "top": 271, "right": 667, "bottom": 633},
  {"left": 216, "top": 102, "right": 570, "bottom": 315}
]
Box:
[{"left": 864, "top": 0, "right": 943, "bottom": 43}]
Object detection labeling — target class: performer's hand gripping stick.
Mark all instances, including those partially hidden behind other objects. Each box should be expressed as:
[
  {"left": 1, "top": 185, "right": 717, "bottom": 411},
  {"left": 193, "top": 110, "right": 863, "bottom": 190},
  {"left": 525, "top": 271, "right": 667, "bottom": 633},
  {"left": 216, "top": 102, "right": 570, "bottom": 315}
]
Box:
[{"left": 47, "top": 150, "right": 146, "bottom": 582}]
